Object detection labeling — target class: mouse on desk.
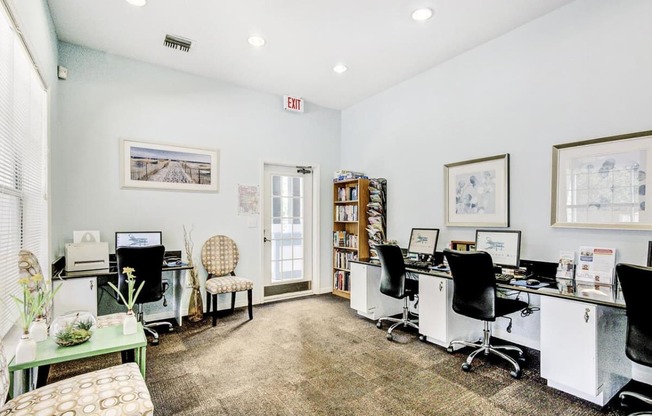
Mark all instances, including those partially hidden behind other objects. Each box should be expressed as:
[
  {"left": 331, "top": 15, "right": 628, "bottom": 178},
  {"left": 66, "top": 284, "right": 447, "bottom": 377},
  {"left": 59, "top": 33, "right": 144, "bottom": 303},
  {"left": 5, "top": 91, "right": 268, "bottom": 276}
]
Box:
[{"left": 526, "top": 278, "right": 540, "bottom": 286}]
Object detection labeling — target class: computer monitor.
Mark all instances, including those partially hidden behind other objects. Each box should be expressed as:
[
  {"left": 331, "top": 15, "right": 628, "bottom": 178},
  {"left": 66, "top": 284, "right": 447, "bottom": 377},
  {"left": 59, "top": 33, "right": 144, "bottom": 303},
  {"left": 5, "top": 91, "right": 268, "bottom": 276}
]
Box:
[
  {"left": 474, "top": 229, "right": 521, "bottom": 268},
  {"left": 115, "top": 231, "right": 162, "bottom": 249},
  {"left": 407, "top": 228, "right": 439, "bottom": 260}
]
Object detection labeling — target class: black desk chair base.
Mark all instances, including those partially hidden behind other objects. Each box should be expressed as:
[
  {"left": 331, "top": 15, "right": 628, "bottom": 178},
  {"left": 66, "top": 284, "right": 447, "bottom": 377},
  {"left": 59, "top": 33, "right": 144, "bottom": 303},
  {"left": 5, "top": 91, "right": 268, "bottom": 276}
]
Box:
[
  {"left": 448, "top": 321, "right": 524, "bottom": 379},
  {"left": 136, "top": 304, "right": 173, "bottom": 345},
  {"left": 620, "top": 391, "right": 652, "bottom": 416},
  {"left": 376, "top": 297, "right": 418, "bottom": 341}
]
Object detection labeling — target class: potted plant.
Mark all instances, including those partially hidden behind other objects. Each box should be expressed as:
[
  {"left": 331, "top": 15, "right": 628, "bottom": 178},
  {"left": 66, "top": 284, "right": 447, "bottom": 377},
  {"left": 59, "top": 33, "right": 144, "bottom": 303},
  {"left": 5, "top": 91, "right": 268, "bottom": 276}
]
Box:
[
  {"left": 11, "top": 273, "right": 60, "bottom": 363},
  {"left": 108, "top": 267, "right": 145, "bottom": 335}
]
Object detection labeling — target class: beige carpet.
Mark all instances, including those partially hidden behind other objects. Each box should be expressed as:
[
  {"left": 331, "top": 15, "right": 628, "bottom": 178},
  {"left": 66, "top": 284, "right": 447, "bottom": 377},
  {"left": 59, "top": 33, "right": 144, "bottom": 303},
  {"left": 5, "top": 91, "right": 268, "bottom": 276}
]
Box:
[{"left": 50, "top": 294, "right": 631, "bottom": 415}]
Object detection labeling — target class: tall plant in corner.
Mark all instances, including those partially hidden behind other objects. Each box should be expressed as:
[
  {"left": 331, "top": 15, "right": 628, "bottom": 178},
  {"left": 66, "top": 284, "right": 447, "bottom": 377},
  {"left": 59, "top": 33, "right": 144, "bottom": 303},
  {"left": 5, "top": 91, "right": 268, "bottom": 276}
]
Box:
[{"left": 184, "top": 225, "right": 203, "bottom": 322}]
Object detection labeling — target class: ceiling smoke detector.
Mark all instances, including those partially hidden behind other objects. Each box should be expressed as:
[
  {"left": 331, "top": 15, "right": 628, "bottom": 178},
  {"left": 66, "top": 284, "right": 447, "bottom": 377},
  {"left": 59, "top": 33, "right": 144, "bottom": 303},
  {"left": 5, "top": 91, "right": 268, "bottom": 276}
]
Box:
[{"left": 164, "top": 34, "right": 192, "bottom": 52}]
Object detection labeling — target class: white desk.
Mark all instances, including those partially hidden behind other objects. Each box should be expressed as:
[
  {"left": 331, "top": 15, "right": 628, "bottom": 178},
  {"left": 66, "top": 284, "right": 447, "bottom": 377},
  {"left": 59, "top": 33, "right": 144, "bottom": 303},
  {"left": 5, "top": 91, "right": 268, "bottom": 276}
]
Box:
[
  {"left": 349, "top": 260, "right": 630, "bottom": 407},
  {"left": 52, "top": 263, "right": 191, "bottom": 326}
]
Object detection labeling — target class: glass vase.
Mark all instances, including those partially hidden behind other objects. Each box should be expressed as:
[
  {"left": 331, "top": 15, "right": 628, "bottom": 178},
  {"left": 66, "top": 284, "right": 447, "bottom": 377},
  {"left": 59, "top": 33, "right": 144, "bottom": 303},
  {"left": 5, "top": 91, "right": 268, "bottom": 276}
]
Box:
[
  {"left": 15, "top": 333, "right": 36, "bottom": 364},
  {"left": 29, "top": 318, "right": 48, "bottom": 342},
  {"left": 188, "top": 287, "right": 203, "bottom": 322},
  {"left": 123, "top": 311, "right": 138, "bottom": 335}
]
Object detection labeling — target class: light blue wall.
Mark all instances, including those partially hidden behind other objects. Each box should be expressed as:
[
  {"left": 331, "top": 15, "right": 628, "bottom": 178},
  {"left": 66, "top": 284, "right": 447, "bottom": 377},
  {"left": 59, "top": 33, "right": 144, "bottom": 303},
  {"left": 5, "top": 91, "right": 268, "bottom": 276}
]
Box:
[
  {"left": 52, "top": 43, "right": 341, "bottom": 302},
  {"left": 342, "top": 0, "right": 652, "bottom": 265}
]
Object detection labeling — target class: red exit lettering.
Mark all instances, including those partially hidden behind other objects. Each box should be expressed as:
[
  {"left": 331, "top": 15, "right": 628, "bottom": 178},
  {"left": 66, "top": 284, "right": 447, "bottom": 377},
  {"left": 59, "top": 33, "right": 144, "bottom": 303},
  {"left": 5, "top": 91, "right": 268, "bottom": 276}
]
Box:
[{"left": 283, "top": 95, "right": 304, "bottom": 112}]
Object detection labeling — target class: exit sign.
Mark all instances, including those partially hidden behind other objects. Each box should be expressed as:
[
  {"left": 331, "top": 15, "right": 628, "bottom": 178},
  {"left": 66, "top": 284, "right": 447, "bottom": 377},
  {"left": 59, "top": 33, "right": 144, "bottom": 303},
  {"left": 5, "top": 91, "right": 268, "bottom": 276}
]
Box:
[{"left": 283, "top": 95, "right": 304, "bottom": 113}]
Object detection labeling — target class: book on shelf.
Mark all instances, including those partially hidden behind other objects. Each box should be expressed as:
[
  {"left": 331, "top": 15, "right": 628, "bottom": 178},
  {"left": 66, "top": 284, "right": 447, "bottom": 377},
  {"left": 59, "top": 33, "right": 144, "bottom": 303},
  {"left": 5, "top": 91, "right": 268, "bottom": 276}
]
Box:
[
  {"left": 334, "top": 251, "right": 358, "bottom": 270},
  {"left": 333, "top": 231, "right": 358, "bottom": 248},
  {"left": 333, "top": 270, "right": 350, "bottom": 291},
  {"left": 336, "top": 205, "right": 358, "bottom": 221}
]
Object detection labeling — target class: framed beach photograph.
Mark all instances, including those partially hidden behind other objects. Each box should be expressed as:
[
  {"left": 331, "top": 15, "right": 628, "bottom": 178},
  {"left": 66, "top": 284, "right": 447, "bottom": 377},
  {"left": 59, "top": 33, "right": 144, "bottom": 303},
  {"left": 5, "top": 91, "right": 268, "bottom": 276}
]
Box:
[
  {"left": 444, "top": 154, "right": 510, "bottom": 227},
  {"left": 551, "top": 130, "right": 652, "bottom": 229},
  {"left": 120, "top": 139, "right": 219, "bottom": 192}
]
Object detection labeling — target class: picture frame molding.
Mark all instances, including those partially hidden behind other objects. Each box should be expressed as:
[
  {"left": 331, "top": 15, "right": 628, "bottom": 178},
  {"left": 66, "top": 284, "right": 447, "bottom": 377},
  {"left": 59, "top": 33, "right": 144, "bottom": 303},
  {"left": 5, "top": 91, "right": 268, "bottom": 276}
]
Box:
[
  {"left": 444, "top": 153, "right": 510, "bottom": 227},
  {"left": 120, "top": 138, "right": 220, "bottom": 192},
  {"left": 551, "top": 130, "right": 652, "bottom": 230}
]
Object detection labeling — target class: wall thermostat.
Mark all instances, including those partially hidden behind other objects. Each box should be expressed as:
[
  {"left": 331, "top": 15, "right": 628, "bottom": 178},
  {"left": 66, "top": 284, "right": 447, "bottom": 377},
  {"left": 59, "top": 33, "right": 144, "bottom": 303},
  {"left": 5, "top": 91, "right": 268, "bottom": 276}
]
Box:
[{"left": 57, "top": 65, "right": 68, "bottom": 80}]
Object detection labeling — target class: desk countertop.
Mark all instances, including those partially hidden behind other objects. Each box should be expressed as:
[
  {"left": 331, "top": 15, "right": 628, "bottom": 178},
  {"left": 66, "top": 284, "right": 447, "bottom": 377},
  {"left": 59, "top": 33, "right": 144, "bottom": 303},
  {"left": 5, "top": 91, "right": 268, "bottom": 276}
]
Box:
[
  {"left": 352, "top": 259, "right": 625, "bottom": 309},
  {"left": 53, "top": 262, "right": 193, "bottom": 280}
]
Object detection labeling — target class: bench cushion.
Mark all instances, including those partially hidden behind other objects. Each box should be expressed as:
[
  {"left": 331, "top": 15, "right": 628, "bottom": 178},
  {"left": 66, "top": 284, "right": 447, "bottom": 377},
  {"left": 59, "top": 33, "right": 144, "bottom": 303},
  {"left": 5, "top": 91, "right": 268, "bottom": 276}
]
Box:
[{"left": 0, "top": 362, "right": 153, "bottom": 415}]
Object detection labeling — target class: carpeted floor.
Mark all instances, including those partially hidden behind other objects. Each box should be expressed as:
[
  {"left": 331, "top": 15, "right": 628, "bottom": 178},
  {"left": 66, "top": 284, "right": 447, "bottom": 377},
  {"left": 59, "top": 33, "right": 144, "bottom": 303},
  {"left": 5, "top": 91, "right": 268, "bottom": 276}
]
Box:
[{"left": 50, "top": 294, "right": 633, "bottom": 415}]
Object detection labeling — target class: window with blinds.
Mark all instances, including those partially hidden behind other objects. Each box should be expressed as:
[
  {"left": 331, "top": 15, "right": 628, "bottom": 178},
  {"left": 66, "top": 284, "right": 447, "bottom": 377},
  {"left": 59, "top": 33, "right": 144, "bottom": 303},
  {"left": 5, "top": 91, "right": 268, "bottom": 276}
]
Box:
[{"left": 0, "top": 3, "right": 48, "bottom": 338}]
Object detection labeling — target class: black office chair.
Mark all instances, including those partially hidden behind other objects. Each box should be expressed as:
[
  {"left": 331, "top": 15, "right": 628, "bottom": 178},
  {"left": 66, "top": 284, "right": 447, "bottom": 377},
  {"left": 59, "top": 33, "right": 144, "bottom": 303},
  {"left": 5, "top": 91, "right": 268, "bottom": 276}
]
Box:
[
  {"left": 116, "top": 245, "right": 171, "bottom": 345},
  {"left": 616, "top": 263, "right": 652, "bottom": 415},
  {"left": 375, "top": 244, "right": 419, "bottom": 341},
  {"left": 443, "top": 249, "right": 527, "bottom": 378}
]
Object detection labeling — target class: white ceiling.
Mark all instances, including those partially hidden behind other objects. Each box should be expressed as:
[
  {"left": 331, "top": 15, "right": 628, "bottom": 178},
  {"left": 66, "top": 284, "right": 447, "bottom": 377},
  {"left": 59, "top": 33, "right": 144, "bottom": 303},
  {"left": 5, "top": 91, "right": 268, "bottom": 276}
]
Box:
[{"left": 46, "top": 0, "right": 575, "bottom": 110}]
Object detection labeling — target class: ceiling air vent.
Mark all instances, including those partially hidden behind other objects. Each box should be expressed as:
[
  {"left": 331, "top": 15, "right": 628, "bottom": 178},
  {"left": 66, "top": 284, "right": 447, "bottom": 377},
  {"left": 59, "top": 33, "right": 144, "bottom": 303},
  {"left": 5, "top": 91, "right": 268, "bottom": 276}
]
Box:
[{"left": 164, "top": 34, "right": 192, "bottom": 52}]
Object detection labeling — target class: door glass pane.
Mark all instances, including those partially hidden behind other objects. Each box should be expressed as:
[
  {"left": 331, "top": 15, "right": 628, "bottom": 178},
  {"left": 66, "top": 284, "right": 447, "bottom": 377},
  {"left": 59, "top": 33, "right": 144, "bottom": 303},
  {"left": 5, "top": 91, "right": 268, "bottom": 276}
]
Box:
[
  {"left": 293, "top": 240, "right": 303, "bottom": 259},
  {"left": 270, "top": 174, "right": 306, "bottom": 284}
]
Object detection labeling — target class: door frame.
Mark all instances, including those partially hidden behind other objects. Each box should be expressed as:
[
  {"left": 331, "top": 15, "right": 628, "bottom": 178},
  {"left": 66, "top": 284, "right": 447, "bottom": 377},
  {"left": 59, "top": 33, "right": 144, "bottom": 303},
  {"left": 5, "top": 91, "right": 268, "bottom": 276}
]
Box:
[{"left": 259, "top": 161, "right": 321, "bottom": 303}]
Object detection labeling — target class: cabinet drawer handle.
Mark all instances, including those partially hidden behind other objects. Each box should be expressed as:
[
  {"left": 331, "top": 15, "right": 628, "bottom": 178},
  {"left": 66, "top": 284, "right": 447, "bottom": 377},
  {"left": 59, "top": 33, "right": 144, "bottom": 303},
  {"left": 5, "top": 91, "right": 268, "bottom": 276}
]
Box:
[
  {"left": 90, "top": 281, "right": 94, "bottom": 291},
  {"left": 439, "top": 281, "right": 444, "bottom": 292},
  {"left": 584, "top": 308, "right": 590, "bottom": 323}
]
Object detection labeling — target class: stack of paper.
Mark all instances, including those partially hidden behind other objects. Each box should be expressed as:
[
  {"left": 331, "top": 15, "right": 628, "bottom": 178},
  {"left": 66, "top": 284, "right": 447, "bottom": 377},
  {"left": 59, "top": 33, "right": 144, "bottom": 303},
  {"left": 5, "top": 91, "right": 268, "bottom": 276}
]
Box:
[
  {"left": 576, "top": 246, "right": 616, "bottom": 285},
  {"left": 367, "top": 178, "right": 387, "bottom": 259}
]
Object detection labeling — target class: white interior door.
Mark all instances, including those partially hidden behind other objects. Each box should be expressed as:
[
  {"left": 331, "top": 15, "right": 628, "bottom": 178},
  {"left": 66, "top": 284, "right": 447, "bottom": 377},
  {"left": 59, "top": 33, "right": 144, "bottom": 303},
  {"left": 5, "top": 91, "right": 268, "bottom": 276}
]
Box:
[{"left": 263, "top": 164, "right": 313, "bottom": 299}]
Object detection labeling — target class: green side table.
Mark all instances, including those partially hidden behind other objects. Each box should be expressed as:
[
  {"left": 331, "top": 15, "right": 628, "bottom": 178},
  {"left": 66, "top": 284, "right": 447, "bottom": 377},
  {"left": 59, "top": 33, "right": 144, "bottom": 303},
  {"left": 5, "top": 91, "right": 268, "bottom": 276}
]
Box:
[{"left": 8, "top": 323, "right": 147, "bottom": 397}]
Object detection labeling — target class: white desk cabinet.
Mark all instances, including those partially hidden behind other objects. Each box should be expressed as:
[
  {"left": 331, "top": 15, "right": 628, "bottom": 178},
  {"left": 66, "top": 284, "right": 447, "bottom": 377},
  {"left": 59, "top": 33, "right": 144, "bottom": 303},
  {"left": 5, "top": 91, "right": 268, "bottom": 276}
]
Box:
[
  {"left": 52, "top": 277, "right": 98, "bottom": 317},
  {"left": 418, "top": 273, "right": 480, "bottom": 349},
  {"left": 349, "top": 262, "right": 403, "bottom": 320},
  {"left": 540, "top": 296, "right": 629, "bottom": 406}
]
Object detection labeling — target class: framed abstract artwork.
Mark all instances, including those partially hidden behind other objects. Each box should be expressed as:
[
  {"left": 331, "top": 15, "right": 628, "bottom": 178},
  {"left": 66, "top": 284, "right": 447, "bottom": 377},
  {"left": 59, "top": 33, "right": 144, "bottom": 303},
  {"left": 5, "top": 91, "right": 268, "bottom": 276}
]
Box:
[
  {"left": 551, "top": 130, "right": 652, "bottom": 229},
  {"left": 120, "top": 139, "right": 219, "bottom": 192},
  {"left": 444, "top": 154, "right": 510, "bottom": 227}
]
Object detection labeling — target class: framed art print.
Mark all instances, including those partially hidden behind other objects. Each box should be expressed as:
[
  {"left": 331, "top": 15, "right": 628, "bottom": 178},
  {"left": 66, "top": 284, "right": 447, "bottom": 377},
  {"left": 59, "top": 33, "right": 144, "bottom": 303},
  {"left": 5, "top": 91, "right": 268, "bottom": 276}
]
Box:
[
  {"left": 551, "top": 130, "right": 652, "bottom": 229},
  {"left": 120, "top": 139, "right": 219, "bottom": 192},
  {"left": 444, "top": 154, "right": 510, "bottom": 227}
]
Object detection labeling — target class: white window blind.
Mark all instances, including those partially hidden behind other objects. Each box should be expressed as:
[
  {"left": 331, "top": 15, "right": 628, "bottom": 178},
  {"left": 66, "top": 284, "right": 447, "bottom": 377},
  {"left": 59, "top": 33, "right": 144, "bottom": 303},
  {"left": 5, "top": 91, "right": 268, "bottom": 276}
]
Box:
[{"left": 0, "top": 3, "right": 48, "bottom": 338}]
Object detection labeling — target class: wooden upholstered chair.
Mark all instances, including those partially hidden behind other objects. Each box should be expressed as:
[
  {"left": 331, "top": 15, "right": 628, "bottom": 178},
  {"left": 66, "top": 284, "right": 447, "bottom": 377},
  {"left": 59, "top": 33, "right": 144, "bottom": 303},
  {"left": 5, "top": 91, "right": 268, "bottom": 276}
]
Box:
[
  {"left": 201, "top": 235, "right": 253, "bottom": 326},
  {"left": 0, "top": 338, "right": 154, "bottom": 415}
]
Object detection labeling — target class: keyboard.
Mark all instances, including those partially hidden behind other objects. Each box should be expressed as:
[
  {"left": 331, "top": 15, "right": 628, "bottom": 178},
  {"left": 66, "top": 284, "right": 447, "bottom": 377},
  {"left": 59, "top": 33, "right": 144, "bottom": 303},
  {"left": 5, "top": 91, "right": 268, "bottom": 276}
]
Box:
[
  {"left": 405, "top": 260, "right": 432, "bottom": 269},
  {"left": 495, "top": 273, "right": 514, "bottom": 283}
]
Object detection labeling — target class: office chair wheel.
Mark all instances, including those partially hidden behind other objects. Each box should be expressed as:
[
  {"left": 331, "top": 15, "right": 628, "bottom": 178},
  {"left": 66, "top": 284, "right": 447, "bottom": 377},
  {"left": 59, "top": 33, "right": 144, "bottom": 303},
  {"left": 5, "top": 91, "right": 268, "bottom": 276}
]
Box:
[
  {"left": 419, "top": 334, "right": 426, "bottom": 342},
  {"left": 461, "top": 363, "right": 471, "bottom": 372},
  {"left": 376, "top": 321, "right": 383, "bottom": 329},
  {"left": 386, "top": 333, "right": 393, "bottom": 341},
  {"left": 151, "top": 338, "right": 160, "bottom": 346},
  {"left": 446, "top": 346, "right": 454, "bottom": 354},
  {"left": 510, "top": 369, "right": 522, "bottom": 379}
]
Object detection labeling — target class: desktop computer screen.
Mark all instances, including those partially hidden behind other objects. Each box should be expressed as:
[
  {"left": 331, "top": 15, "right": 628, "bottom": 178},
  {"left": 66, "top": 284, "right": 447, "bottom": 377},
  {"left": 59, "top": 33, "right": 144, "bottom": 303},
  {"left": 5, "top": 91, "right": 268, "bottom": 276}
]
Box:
[
  {"left": 475, "top": 229, "right": 521, "bottom": 268},
  {"left": 407, "top": 228, "right": 439, "bottom": 259},
  {"left": 115, "top": 231, "right": 162, "bottom": 248}
]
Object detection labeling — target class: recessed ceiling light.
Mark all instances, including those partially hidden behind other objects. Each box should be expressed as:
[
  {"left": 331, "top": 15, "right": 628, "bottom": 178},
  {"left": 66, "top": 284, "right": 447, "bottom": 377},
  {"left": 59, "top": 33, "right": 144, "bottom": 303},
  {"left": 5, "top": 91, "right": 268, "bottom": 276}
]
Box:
[
  {"left": 411, "top": 8, "right": 433, "bottom": 21},
  {"left": 125, "top": 0, "right": 147, "bottom": 6},
  {"left": 333, "top": 64, "right": 347, "bottom": 74},
  {"left": 248, "top": 36, "right": 266, "bottom": 47}
]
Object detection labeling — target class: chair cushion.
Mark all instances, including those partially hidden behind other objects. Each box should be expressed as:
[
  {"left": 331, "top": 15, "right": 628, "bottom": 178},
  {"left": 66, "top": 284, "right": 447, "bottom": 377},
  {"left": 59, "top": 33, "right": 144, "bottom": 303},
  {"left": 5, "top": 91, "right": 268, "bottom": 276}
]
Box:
[
  {"left": 0, "top": 363, "right": 153, "bottom": 415},
  {"left": 206, "top": 275, "right": 253, "bottom": 294}
]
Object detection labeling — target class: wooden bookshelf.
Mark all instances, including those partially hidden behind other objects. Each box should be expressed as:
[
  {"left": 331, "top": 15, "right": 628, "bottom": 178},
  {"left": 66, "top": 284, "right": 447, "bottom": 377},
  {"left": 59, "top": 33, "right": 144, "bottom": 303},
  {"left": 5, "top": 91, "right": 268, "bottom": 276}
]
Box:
[
  {"left": 450, "top": 240, "right": 476, "bottom": 251},
  {"left": 332, "top": 178, "right": 369, "bottom": 299}
]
